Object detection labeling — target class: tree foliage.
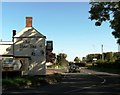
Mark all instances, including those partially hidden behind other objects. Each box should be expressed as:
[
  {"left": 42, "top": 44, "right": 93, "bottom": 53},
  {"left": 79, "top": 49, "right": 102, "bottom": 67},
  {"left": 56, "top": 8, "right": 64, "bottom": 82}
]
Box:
[
  {"left": 86, "top": 52, "right": 120, "bottom": 63},
  {"left": 56, "top": 53, "right": 68, "bottom": 66},
  {"left": 74, "top": 57, "right": 81, "bottom": 63},
  {"left": 89, "top": 1, "right": 120, "bottom": 44},
  {"left": 103, "top": 52, "right": 116, "bottom": 62}
]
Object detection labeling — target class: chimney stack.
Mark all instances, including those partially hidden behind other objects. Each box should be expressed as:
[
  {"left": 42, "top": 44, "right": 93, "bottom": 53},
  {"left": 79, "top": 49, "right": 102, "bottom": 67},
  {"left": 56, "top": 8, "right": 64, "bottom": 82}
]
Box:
[
  {"left": 26, "top": 17, "right": 32, "bottom": 27},
  {"left": 13, "top": 30, "right": 16, "bottom": 36}
]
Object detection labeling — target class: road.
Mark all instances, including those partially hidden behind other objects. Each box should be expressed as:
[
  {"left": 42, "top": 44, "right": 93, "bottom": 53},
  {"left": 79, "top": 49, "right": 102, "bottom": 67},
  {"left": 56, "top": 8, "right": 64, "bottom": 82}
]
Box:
[{"left": 2, "top": 67, "right": 120, "bottom": 95}]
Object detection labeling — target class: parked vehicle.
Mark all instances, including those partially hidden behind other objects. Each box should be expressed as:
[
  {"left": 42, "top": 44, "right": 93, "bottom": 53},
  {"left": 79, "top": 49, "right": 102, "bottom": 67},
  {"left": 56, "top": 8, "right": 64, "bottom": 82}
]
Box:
[
  {"left": 2, "top": 59, "right": 22, "bottom": 71},
  {"left": 68, "top": 63, "right": 80, "bottom": 73}
]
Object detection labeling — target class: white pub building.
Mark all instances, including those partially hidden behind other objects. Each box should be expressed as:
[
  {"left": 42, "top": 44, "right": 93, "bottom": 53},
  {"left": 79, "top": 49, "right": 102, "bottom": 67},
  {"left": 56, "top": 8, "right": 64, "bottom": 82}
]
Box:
[{"left": 0, "top": 17, "right": 50, "bottom": 75}]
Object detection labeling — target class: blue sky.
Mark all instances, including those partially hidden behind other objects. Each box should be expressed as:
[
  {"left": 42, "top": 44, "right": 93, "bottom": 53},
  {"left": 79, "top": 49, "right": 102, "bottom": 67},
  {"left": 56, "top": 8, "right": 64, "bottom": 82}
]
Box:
[{"left": 1, "top": 2, "right": 118, "bottom": 61}]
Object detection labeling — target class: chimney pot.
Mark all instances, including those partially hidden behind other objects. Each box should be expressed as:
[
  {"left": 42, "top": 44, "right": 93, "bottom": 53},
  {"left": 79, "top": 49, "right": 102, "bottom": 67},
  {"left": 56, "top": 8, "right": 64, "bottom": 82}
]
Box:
[{"left": 26, "top": 17, "right": 32, "bottom": 27}]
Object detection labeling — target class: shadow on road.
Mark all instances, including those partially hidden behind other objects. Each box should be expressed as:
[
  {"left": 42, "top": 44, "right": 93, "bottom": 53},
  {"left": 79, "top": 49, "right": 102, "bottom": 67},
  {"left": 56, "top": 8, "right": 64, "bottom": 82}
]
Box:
[{"left": 2, "top": 72, "right": 120, "bottom": 95}]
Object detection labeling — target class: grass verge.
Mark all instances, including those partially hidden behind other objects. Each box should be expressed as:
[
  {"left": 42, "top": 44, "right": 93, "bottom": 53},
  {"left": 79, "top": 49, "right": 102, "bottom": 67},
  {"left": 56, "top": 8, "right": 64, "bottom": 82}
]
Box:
[{"left": 2, "top": 73, "right": 63, "bottom": 90}]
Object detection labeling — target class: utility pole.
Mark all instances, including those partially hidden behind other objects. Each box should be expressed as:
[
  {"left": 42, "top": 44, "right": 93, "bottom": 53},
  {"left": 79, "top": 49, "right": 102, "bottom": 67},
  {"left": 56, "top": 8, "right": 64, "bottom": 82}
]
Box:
[
  {"left": 101, "top": 44, "right": 104, "bottom": 61},
  {"left": 118, "top": 44, "right": 120, "bottom": 52}
]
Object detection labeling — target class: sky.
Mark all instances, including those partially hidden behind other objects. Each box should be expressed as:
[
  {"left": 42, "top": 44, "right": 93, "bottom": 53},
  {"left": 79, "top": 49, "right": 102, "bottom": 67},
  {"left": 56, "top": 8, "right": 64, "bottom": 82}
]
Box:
[{"left": 1, "top": 2, "right": 119, "bottom": 61}]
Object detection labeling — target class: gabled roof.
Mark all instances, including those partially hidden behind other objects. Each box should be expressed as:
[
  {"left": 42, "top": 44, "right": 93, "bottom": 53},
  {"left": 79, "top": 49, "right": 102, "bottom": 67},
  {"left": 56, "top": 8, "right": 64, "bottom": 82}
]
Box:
[{"left": 14, "top": 27, "right": 46, "bottom": 38}]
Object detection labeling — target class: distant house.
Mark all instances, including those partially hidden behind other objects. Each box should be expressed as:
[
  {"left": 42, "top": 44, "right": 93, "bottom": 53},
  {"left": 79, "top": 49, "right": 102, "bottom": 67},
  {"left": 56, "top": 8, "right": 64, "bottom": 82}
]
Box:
[{"left": 0, "top": 17, "right": 47, "bottom": 75}]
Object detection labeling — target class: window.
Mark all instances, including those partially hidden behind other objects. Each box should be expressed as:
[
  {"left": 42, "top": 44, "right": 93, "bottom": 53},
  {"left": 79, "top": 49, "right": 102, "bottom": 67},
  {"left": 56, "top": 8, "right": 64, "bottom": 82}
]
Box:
[{"left": 3, "top": 59, "right": 13, "bottom": 63}]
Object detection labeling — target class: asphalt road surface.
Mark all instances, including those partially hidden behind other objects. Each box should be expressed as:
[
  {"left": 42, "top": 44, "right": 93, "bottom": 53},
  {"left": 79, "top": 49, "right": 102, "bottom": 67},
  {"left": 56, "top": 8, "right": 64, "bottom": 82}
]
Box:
[{"left": 2, "top": 67, "right": 120, "bottom": 95}]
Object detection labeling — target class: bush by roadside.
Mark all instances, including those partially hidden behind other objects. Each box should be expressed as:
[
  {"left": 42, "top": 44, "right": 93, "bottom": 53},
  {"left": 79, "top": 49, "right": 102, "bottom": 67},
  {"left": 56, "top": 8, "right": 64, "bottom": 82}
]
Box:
[
  {"left": 87, "top": 59, "right": 120, "bottom": 74},
  {"left": 95, "top": 59, "right": 120, "bottom": 69}
]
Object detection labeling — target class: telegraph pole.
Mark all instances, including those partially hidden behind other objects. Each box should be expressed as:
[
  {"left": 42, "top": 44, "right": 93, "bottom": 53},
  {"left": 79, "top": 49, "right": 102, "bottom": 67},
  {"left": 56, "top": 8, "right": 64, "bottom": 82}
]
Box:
[
  {"left": 118, "top": 44, "right": 120, "bottom": 52},
  {"left": 101, "top": 44, "right": 104, "bottom": 61}
]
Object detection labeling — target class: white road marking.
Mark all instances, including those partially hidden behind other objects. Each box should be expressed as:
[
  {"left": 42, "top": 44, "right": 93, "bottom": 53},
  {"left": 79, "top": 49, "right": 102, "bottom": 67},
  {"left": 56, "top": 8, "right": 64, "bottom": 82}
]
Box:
[
  {"left": 64, "top": 88, "right": 85, "bottom": 93},
  {"left": 88, "top": 73, "right": 91, "bottom": 74},
  {"left": 101, "top": 79, "right": 106, "bottom": 84},
  {"left": 81, "top": 68, "right": 106, "bottom": 84},
  {"left": 92, "top": 85, "right": 96, "bottom": 86},
  {"left": 83, "top": 87, "right": 92, "bottom": 89}
]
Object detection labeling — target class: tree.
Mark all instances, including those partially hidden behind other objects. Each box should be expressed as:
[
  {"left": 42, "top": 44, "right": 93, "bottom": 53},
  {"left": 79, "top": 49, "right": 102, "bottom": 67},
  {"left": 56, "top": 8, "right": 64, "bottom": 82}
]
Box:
[
  {"left": 89, "top": 2, "right": 120, "bottom": 44},
  {"left": 103, "top": 52, "right": 115, "bottom": 62},
  {"left": 74, "top": 57, "right": 81, "bottom": 63},
  {"left": 82, "top": 57, "right": 86, "bottom": 62},
  {"left": 86, "top": 54, "right": 95, "bottom": 63},
  {"left": 114, "top": 52, "right": 120, "bottom": 59},
  {"left": 56, "top": 53, "right": 68, "bottom": 66}
]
